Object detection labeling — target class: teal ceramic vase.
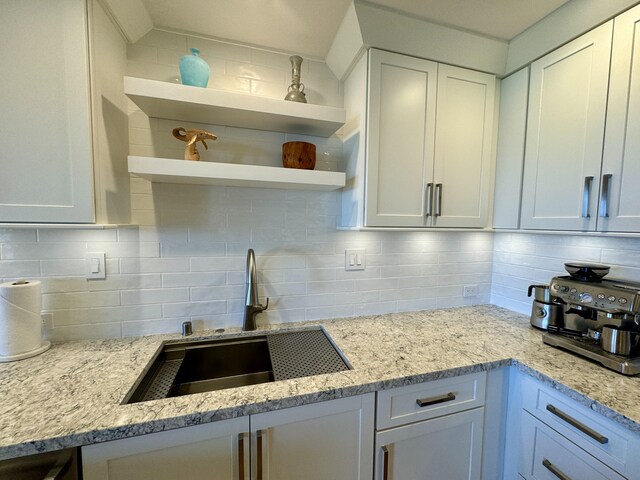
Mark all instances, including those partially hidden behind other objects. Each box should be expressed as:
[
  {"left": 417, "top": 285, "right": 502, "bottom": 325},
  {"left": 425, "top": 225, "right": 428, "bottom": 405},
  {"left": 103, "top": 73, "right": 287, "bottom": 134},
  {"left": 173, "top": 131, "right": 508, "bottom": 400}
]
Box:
[{"left": 179, "top": 48, "right": 210, "bottom": 88}]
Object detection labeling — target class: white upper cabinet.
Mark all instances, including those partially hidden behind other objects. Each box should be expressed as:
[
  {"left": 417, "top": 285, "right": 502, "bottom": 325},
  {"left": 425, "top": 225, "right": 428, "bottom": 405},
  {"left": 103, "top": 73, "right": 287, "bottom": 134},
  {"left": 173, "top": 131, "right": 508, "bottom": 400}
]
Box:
[
  {"left": 0, "top": 0, "right": 95, "bottom": 223},
  {"left": 492, "top": 68, "right": 530, "bottom": 229},
  {"left": 432, "top": 65, "right": 495, "bottom": 228},
  {"left": 364, "top": 49, "right": 495, "bottom": 228},
  {"left": 599, "top": 4, "right": 640, "bottom": 232},
  {"left": 365, "top": 49, "right": 437, "bottom": 227},
  {"left": 520, "top": 21, "right": 613, "bottom": 231}
]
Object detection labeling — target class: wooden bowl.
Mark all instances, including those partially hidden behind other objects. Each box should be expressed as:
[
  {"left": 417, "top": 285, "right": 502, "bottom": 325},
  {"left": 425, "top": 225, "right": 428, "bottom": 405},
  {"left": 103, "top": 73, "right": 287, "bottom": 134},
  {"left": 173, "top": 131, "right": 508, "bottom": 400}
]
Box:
[{"left": 282, "top": 141, "right": 316, "bottom": 170}]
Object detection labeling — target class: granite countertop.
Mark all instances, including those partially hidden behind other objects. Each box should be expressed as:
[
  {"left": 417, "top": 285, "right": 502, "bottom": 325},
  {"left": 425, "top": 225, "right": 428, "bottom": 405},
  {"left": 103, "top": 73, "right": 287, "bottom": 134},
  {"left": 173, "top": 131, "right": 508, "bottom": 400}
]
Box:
[{"left": 1, "top": 304, "right": 640, "bottom": 460}]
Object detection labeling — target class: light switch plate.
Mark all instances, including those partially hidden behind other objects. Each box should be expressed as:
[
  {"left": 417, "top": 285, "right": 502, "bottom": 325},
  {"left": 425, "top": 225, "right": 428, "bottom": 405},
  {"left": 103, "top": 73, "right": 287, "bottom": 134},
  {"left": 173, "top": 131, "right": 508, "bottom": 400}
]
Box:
[
  {"left": 85, "top": 252, "right": 106, "bottom": 280},
  {"left": 345, "top": 249, "right": 366, "bottom": 271}
]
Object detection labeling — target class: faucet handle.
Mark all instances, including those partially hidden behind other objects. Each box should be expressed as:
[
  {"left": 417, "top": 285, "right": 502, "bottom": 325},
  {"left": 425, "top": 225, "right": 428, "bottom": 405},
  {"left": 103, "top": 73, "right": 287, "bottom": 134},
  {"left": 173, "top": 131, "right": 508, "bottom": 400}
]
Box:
[{"left": 259, "top": 298, "right": 269, "bottom": 312}]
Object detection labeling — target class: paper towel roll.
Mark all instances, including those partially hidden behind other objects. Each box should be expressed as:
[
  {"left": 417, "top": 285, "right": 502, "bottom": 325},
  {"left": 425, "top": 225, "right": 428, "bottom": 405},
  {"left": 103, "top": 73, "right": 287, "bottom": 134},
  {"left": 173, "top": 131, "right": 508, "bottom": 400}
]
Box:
[{"left": 0, "top": 280, "right": 42, "bottom": 357}]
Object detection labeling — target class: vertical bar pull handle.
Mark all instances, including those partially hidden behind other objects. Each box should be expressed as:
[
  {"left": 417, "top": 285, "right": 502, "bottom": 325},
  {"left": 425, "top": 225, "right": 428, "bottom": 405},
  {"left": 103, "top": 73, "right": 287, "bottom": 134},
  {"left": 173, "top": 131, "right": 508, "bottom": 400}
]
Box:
[
  {"left": 256, "top": 429, "right": 266, "bottom": 480},
  {"left": 542, "top": 458, "right": 573, "bottom": 480},
  {"left": 600, "top": 174, "right": 612, "bottom": 218},
  {"left": 582, "top": 176, "right": 594, "bottom": 218},
  {"left": 237, "top": 433, "right": 248, "bottom": 480},
  {"left": 435, "top": 183, "right": 443, "bottom": 217},
  {"left": 382, "top": 445, "right": 390, "bottom": 480},
  {"left": 425, "top": 183, "right": 433, "bottom": 217}
]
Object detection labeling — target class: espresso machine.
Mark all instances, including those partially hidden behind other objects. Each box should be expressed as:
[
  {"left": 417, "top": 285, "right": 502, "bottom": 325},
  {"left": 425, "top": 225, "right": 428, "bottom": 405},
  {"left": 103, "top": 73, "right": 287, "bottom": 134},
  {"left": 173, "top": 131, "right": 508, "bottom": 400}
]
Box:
[{"left": 539, "top": 263, "right": 640, "bottom": 375}]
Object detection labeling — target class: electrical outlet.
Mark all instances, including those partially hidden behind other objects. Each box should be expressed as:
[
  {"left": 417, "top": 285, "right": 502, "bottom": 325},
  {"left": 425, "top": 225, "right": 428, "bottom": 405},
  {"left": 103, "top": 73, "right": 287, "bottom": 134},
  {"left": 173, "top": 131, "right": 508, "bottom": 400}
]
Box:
[
  {"left": 463, "top": 285, "right": 479, "bottom": 297},
  {"left": 345, "top": 249, "right": 366, "bottom": 271}
]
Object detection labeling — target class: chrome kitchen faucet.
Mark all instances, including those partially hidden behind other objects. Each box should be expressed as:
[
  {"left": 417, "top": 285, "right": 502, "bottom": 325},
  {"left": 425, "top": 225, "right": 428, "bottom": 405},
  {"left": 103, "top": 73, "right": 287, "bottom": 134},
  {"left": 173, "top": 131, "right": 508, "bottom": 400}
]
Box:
[{"left": 243, "top": 249, "right": 268, "bottom": 331}]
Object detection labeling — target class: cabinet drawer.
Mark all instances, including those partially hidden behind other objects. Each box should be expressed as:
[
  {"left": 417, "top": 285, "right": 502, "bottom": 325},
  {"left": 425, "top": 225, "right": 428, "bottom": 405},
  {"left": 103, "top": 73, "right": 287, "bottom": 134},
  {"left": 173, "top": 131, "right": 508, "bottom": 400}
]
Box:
[
  {"left": 521, "top": 375, "right": 640, "bottom": 478},
  {"left": 376, "top": 371, "right": 486, "bottom": 429},
  {"left": 520, "top": 411, "right": 624, "bottom": 480}
]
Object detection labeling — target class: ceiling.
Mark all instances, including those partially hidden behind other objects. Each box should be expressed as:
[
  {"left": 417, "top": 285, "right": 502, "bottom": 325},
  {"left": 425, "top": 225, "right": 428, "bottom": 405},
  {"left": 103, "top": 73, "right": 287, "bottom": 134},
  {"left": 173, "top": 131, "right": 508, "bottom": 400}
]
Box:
[{"left": 142, "top": 0, "right": 571, "bottom": 58}]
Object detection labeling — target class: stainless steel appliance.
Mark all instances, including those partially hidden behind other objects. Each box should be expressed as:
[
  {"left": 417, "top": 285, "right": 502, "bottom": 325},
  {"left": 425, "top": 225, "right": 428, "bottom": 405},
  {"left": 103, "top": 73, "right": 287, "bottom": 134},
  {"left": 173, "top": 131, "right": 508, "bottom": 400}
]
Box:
[
  {"left": 541, "top": 265, "right": 640, "bottom": 375},
  {"left": 528, "top": 284, "right": 563, "bottom": 330}
]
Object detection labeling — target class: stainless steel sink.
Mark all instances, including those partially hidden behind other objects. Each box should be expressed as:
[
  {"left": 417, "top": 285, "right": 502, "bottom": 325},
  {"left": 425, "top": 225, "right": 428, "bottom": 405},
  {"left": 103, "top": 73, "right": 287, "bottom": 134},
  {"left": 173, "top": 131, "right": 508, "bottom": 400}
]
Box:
[
  {"left": 124, "top": 328, "right": 350, "bottom": 404},
  {"left": 170, "top": 336, "right": 274, "bottom": 395}
]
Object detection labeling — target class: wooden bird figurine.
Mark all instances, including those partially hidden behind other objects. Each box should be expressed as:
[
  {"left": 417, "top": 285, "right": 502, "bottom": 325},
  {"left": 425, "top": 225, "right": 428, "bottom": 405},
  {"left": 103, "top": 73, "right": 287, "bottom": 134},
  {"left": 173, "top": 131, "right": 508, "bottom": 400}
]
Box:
[{"left": 172, "top": 127, "right": 217, "bottom": 161}]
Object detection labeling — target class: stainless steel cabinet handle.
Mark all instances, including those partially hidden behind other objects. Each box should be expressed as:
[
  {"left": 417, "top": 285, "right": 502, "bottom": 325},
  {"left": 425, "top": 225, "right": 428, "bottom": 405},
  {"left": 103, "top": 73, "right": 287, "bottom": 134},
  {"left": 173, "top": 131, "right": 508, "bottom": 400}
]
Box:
[
  {"left": 256, "top": 429, "right": 266, "bottom": 480},
  {"left": 434, "top": 183, "right": 442, "bottom": 217},
  {"left": 546, "top": 404, "right": 608, "bottom": 444},
  {"left": 425, "top": 183, "right": 433, "bottom": 217},
  {"left": 382, "top": 445, "right": 390, "bottom": 480},
  {"left": 416, "top": 392, "right": 456, "bottom": 407},
  {"left": 600, "top": 174, "right": 612, "bottom": 218},
  {"left": 542, "top": 458, "right": 572, "bottom": 480},
  {"left": 582, "top": 176, "right": 594, "bottom": 218},
  {"left": 238, "top": 433, "right": 248, "bottom": 480}
]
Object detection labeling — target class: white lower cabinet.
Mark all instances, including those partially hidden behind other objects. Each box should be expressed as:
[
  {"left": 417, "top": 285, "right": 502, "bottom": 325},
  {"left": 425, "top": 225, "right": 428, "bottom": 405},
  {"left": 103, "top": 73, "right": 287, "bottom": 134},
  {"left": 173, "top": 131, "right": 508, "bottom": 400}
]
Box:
[
  {"left": 82, "top": 416, "right": 249, "bottom": 480},
  {"left": 82, "top": 394, "right": 374, "bottom": 480},
  {"left": 249, "top": 394, "right": 374, "bottom": 480},
  {"left": 520, "top": 411, "right": 624, "bottom": 480},
  {"left": 374, "top": 371, "right": 496, "bottom": 480},
  {"left": 375, "top": 408, "right": 484, "bottom": 480},
  {"left": 507, "top": 370, "right": 640, "bottom": 480}
]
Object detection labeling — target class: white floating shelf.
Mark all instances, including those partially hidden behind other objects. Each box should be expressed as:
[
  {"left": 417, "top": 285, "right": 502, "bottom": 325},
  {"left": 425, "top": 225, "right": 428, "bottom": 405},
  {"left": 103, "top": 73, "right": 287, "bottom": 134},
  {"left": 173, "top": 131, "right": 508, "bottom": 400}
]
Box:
[
  {"left": 124, "top": 76, "right": 346, "bottom": 137},
  {"left": 128, "top": 156, "right": 346, "bottom": 191}
]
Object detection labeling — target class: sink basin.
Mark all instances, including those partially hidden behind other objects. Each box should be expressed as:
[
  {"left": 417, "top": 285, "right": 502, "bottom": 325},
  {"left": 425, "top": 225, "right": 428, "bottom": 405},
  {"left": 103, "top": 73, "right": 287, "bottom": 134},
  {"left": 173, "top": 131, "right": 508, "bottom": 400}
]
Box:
[
  {"left": 124, "top": 328, "right": 350, "bottom": 404},
  {"left": 170, "top": 336, "right": 274, "bottom": 396}
]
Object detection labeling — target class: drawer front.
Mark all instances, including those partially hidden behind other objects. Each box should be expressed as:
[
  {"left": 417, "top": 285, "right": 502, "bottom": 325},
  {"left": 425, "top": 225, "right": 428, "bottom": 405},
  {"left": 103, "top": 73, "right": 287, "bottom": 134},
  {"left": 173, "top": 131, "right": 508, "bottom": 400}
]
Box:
[
  {"left": 521, "top": 375, "right": 640, "bottom": 477},
  {"left": 520, "top": 411, "right": 625, "bottom": 480},
  {"left": 376, "top": 371, "right": 486, "bottom": 429}
]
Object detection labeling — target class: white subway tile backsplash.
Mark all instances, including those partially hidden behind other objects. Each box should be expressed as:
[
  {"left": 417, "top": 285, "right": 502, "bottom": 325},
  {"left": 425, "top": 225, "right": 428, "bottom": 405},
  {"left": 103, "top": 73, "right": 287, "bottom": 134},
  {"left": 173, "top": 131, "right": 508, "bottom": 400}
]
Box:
[
  {"left": 48, "top": 323, "right": 122, "bottom": 342},
  {"left": 396, "top": 298, "right": 438, "bottom": 312},
  {"left": 43, "top": 291, "right": 121, "bottom": 310},
  {"left": 121, "top": 288, "right": 189, "bottom": 305},
  {"left": 0, "top": 229, "right": 37, "bottom": 242},
  {"left": 491, "top": 233, "right": 640, "bottom": 314},
  {"left": 52, "top": 305, "right": 161, "bottom": 326},
  {"left": 161, "top": 242, "right": 226, "bottom": 257},
  {"left": 127, "top": 43, "right": 158, "bottom": 63},
  {"left": 122, "top": 318, "right": 179, "bottom": 337},
  {"left": 2, "top": 243, "right": 84, "bottom": 260},
  {"left": 9, "top": 30, "right": 639, "bottom": 342},
  {"left": 162, "top": 272, "right": 226, "bottom": 287},
  {"left": 40, "top": 260, "right": 86, "bottom": 277},
  {"left": 190, "top": 285, "right": 245, "bottom": 301},
  {"left": 121, "top": 257, "right": 190, "bottom": 274},
  {"left": 162, "top": 300, "right": 226, "bottom": 317},
  {"left": 0, "top": 260, "right": 41, "bottom": 278},
  {"left": 189, "top": 37, "right": 251, "bottom": 63}
]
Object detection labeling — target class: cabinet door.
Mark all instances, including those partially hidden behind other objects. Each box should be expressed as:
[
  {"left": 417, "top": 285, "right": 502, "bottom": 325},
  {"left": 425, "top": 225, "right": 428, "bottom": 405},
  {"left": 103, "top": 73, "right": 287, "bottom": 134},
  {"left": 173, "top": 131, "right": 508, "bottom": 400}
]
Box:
[
  {"left": 493, "top": 68, "right": 529, "bottom": 229},
  {"left": 432, "top": 65, "right": 496, "bottom": 228},
  {"left": 250, "top": 394, "right": 374, "bottom": 480},
  {"left": 374, "top": 407, "right": 484, "bottom": 480},
  {"left": 0, "top": 0, "right": 94, "bottom": 223},
  {"left": 82, "top": 417, "right": 250, "bottom": 480},
  {"left": 599, "top": 4, "right": 640, "bottom": 232},
  {"left": 365, "top": 49, "right": 437, "bottom": 227},
  {"left": 520, "top": 22, "right": 613, "bottom": 231}
]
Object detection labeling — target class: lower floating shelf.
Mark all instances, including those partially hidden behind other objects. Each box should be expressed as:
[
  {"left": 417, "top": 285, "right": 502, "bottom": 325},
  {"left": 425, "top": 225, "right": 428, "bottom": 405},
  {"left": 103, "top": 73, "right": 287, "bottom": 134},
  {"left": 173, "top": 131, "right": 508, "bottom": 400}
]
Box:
[{"left": 128, "top": 156, "right": 345, "bottom": 191}]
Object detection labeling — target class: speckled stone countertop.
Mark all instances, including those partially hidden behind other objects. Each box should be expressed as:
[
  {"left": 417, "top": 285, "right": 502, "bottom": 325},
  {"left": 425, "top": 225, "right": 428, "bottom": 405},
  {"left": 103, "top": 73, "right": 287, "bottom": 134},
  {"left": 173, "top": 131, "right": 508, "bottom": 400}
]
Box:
[{"left": 1, "top": 305, "right": 640, "bottom": 460}]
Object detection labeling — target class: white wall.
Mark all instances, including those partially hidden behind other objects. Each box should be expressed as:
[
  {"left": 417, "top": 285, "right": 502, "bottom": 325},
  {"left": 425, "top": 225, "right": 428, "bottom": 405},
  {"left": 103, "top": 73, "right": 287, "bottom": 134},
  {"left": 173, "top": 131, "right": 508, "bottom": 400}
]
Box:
[
  {"left": 0, "top": 29, "right": 494, "bottom": 342},
  {"left": 491, "top": 232, "right": 640, "bottom": 314}
]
